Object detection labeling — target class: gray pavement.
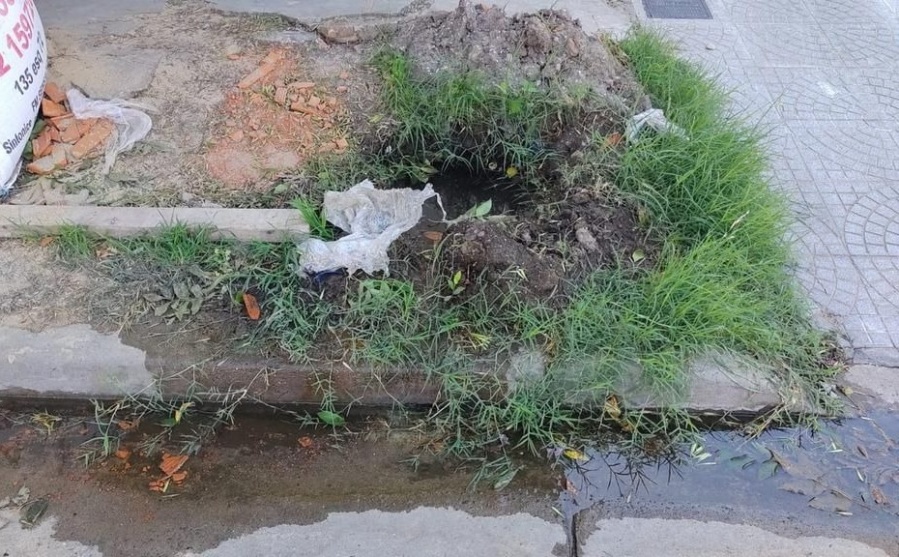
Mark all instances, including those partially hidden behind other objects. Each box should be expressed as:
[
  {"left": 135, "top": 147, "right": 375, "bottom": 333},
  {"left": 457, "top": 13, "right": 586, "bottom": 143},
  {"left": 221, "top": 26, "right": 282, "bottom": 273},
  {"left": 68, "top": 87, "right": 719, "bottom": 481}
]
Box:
[
  {"left": 0, "top": 507, "right": 891, "bottom": 556},
  {"left": 644, "top": 0, "right": 899, "bottom": 367}
]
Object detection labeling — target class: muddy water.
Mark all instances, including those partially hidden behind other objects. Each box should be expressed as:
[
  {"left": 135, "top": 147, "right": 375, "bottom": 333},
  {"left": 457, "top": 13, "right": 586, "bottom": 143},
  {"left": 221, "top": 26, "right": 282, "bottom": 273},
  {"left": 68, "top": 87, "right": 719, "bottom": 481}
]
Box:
[{"left": 1, "top": 409, "right": 898, "bottom": 556}]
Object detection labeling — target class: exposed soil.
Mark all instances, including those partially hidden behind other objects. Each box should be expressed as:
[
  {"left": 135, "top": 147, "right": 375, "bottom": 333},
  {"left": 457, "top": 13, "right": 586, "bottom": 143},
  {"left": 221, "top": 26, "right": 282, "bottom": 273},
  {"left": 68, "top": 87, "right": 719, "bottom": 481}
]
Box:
[
  {"left": 3, "top": 1, "right": 653, "bottom": 367},
  {"left": 394, "top": 1, "right": 639, "bottom": 99}
]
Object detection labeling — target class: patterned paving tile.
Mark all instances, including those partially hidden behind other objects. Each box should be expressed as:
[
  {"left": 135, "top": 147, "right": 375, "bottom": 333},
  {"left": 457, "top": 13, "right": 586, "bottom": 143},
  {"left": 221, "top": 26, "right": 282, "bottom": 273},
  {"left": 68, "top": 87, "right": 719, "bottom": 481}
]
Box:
[{"left": 651, "top": 1, "right": 899, "bottom": 362}]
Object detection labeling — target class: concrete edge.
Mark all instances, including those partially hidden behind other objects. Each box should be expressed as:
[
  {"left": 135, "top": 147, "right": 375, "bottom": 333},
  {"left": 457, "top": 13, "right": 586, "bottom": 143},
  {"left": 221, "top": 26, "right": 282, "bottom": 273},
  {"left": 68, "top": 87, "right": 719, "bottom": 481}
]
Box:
[{"left": 0, "top": 205, "right": 309, "bottom": 242}]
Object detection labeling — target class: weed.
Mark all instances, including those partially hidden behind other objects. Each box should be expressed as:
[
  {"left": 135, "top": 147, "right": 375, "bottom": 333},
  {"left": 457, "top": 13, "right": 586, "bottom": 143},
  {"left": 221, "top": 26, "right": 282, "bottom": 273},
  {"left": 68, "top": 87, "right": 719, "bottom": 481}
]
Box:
[
  {"left": 291, "top": 197, "right": 333, "bottom": 240},
  {"left": 54, "top": 225, "right": 98, "bottom": 260},
  {"left": 371, "top": 49, "right": 592, "bottom": 181}
]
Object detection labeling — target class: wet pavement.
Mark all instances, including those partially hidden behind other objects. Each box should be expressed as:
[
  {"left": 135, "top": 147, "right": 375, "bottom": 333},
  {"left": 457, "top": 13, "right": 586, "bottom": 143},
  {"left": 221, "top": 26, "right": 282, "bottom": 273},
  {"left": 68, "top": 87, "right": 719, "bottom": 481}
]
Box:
[{"left": 0, "top": 406, "right": 897, "bottom": 556}]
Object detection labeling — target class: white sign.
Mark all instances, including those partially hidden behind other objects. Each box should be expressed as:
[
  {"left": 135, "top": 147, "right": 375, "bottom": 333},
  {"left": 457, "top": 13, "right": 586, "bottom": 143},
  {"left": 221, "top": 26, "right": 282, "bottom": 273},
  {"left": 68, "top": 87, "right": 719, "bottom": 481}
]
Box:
[{"left": 0, "top": 0, "right": 46, "bottom": 194}]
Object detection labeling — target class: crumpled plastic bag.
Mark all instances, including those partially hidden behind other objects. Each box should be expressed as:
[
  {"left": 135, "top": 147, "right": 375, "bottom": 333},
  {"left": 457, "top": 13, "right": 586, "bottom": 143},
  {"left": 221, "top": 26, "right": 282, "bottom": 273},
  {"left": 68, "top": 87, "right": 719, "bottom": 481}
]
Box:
[
  {"left": 66, "top": 89, "right": 153, "bottom": 173},
  {"left": 624, "top": 108, "right": 688, "bottom": 143},
  {"left": 298, "top": 180, "right": 439, "bottom": 276}
]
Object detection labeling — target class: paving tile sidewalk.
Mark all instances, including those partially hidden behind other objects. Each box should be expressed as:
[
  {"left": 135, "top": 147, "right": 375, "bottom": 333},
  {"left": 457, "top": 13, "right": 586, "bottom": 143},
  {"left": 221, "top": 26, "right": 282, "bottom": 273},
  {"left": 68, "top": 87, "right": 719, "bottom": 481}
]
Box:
[{"left": 642, "top": 0, "right": 899, "bottom": 366}]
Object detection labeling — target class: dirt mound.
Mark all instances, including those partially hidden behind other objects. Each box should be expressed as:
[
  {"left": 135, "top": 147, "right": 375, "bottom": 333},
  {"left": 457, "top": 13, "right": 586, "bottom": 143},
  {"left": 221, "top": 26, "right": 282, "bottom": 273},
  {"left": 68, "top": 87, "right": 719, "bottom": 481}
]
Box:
[{"left": 393, "top": 1, "right": 635, "bottom": 95}]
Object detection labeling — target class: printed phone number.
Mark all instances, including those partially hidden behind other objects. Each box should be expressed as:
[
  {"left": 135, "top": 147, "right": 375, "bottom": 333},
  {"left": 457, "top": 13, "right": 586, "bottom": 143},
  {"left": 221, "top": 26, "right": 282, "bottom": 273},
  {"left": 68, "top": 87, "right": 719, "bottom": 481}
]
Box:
[{"left": 0, "top": 0, "right": 39, "bottom": 81}]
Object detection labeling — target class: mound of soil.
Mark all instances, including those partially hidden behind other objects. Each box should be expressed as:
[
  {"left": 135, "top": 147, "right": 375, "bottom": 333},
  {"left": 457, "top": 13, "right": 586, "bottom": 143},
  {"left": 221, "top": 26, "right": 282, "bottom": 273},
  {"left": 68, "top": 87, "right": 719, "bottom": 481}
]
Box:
[{"left": 394, "top": 0, "right": 637, "bottom": 96}]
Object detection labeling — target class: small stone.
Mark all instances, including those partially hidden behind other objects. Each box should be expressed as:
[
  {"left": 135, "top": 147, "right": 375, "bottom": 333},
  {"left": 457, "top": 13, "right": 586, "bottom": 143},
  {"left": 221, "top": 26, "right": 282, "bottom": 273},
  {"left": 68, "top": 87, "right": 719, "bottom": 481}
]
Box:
[
  {"left": 565, "top": 37, "right": 580, "bottom": 57},
  {"left": 336, "top": 85, "right": 348, "bottom": 94},
  {"left": 705, "top": 43, "right": 716, "bottom": 51},
  {"left": 229, "top": 130, "right": 245, "bottom": 142},
  {"left": 575, "top": 225, "right": 600, "bottom": 253},
  {"left": 338, "top": 71, "right": 349, "bottom": 80},
  {"left": 317, "top": 23, "right": 359, "bottom": 44},
  {"left": 274, "top": 87, "right": 288, "bottom": 106}
]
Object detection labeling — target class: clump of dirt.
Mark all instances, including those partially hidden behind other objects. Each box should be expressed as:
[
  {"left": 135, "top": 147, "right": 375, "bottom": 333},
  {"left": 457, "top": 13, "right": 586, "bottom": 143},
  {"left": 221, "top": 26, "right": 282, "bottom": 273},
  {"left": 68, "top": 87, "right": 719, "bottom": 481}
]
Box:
[
  {"left": 447, "top": 220, "right": 564, "bottom": 296},
  {"left": 394, "top": 0, "right": 638, "bottom": 96}
]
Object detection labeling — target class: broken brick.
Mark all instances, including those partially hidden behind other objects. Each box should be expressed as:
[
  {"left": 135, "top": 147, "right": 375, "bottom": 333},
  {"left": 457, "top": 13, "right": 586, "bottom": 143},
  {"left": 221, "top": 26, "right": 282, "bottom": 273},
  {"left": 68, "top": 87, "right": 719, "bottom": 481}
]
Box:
[
  {"left": 71, "top": 119, "right": 115, "bottom": 160},
  {"left": 52, "top": 116, "right": 76, "bottom": 132},
  {"left": 274, "top": 87, "right": 288, "bottom": 106},
  {"left": 288, "top": 81, "right": 315, "bottom": 90},
  {"left": 43, "top": 82, "right": 68, "bottom": 104},
  {"left": 229, "top": 130, "right": 245, "bottom": 142},
  {"left": 237, "top": 50, "right": 284, "bottom": 89},
  {"left": 26, "top": 155, "right": 57, "bottom": 175},
  {"left": 334, "top": 137, "right": 348, "bottom": 150},
  {"left": 41, "top": 99, "right": 68, "bottom": 118},
  {"left": 51, "top": 144, "right": 69, "bottom": 168},
  {"left": 76, "top": 118, "right": 98, "bottom": 137},
  {"left": 307, "top": 95, "right": 321, "bottom": 107},
  {"left": 32, "top": 130, "right": 53, "bottom": 158},
  {"left": 59, "top": 122, "right": 82, "bottom": 144}
]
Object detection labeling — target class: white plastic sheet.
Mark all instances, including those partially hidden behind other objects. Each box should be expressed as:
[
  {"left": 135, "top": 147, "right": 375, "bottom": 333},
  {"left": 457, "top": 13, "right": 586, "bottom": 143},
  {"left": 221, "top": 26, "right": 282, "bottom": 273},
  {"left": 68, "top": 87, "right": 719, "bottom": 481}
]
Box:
[
  {"left": 624, "top": 108, "right": 688, "bottom": 143},
  {"left": 298, "top": 180, "right": 438, "bottom": 276},
  {"left": 66, "top": 89, "right": 153, "bottom": 173}
]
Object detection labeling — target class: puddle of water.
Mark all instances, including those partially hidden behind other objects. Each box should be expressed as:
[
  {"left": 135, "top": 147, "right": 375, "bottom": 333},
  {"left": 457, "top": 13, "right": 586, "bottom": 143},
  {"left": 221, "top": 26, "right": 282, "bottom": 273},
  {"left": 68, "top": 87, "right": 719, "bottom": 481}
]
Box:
[{"left": 559, "top": 411, "right": 899, "bottom": 555}]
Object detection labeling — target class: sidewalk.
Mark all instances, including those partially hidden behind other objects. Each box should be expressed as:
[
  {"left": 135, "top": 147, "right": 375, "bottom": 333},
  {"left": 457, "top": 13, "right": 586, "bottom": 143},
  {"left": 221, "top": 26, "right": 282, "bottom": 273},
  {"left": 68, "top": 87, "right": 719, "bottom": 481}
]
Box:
[{"left": 642, "top": 0, "right": 899, "bottom": 367}]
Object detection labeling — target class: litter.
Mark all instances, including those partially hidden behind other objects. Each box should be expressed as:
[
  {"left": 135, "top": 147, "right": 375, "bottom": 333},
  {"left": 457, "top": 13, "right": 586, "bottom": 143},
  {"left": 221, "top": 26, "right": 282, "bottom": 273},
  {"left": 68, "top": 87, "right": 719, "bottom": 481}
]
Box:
[
  {"left": 624, "top": 108, "right": 688, "bottom": 143},
  {"left": 66, "top": 89, "right": 153, "bottom": 174},
  {"left": 298, "top": 180, "right": 440, "bottom": 276}
]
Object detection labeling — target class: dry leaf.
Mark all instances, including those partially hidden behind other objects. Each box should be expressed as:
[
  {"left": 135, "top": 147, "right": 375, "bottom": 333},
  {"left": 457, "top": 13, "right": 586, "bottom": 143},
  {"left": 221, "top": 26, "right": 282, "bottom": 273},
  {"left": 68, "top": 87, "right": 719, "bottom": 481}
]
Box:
[
  {"left": 159, "top": 453, "right": 189, "bottom": 477},
  {"left": 563, "top": 448, "right": 588, "bottom": 462},
  {"left": 39, "top": 236, "right": 55, "bottom": 248},
  {"left": 604, "top": 132, "right": 623, "bottom": 147},
  {"left": 423, "top": 231, "right": 444, "bottom": 243},
  {"left": 603, "top": 395, "right": 622, "bottom": 420},
  {"left": 117, "top": 419, "right": 139, "bottom": 431},
  {"left": 298, "top": 436, "right": 314, "bottom": 449},
  {"left": 871, "top": 486, "right": 889, "bottom": 505},
  {"left": 95, "top": 245, "right": 118, "bottom": 260},
  {"left": 114, "top": 448, "right": 132, "bottom": 461},
  {"left": 242, "top": 293, "right": 261, "bottom": 320}
]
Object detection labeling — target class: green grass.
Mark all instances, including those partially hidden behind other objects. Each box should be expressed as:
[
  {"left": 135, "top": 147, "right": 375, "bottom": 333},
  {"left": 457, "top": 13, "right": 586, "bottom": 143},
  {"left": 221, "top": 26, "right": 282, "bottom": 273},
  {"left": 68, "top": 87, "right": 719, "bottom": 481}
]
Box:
[
  {"left": 53, "top": 29, "right": 838, "bottom": 484},
  {"left": 371, "top": 49, "right": 597, "bottom": 180}
]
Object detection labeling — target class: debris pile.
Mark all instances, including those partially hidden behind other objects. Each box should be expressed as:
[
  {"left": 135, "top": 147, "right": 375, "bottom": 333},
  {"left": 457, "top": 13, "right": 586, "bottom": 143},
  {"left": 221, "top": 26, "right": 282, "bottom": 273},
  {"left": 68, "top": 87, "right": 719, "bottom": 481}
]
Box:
[
  {"left": 26, "top": 83, "right": 115, "bottom": 176},
  {"left": 205, "top": 48, "right": 351, "bottom": 188}
]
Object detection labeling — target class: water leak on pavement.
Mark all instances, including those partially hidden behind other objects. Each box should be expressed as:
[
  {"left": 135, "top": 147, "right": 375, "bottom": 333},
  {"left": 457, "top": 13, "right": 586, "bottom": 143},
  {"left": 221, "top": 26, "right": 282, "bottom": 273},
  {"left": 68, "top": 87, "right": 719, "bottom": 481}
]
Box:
[
  {"left": 2, "top": 406, "right": 898, "bottom": 556},
  {"left": 558, "top": 411, "right": 899, "bottom": 556}
]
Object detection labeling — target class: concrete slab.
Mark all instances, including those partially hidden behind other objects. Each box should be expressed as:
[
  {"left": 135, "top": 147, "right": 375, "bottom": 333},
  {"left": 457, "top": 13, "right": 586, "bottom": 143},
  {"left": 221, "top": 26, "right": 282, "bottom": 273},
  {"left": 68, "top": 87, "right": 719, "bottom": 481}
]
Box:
[
  {"left": 205, "top": 0, "right": 413, "bottom": 24},
  {"left": 0, "top": 324, "right": 153, "bottom": 398},
  {"left": 581, "top": 517, "right": 890, "bottom": 557},
  {"left": 36, "top": 0, "right": 166, "bottom": 27},
  {"left": 843, "top": 364, "right": 899, "bottom": 407},
  {"left": 0, "top": 206, "right": 309, "bottom": 242},
  {"left": 47, "top": 41, "right": 164, "bottom": 99}
]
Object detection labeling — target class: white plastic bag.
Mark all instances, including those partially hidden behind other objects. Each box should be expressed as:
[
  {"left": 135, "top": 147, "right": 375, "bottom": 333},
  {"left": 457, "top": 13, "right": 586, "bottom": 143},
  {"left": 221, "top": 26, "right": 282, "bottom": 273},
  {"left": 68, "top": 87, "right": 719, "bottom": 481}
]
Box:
[
  {"left": 0, "top": 0, "right": 47, "bottom": 194},
  {"left": 298, "top": 180, "right": 438, "bottom": 276},
  {"left": 66, "top": 89, "right": 153, "bottom": 174},
  {"left": 625, "top": 108, "right": 688, "bottom": 144}
]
